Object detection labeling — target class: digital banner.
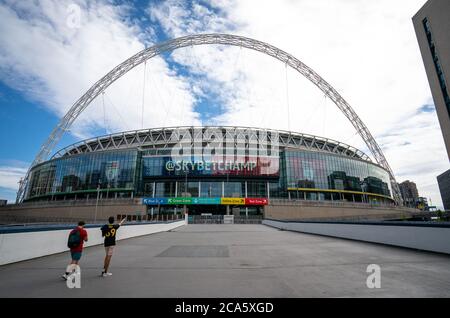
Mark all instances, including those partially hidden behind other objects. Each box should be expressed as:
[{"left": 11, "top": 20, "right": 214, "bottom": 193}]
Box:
[
  {"left": 142, "top": 197, "right": 268, "bottom": 206},
  {"left": 142, "top": 155, "right": 279, "bottom": 178}
]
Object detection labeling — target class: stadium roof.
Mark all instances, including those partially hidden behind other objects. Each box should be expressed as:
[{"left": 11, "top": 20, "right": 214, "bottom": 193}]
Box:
[{"left": 51, "top": 126, "right": 372, "bottom": 162}]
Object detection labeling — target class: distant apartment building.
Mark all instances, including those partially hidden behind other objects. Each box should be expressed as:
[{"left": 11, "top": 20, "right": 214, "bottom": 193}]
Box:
[
  {"left": 399, "top": 181, "right": 419, "bottom": 208},
  {"left": 437, "top": 169, "right": 450, "bottom": 211},
  {"left": 413, "top": 0, "right": 450, "bottom": 160}
]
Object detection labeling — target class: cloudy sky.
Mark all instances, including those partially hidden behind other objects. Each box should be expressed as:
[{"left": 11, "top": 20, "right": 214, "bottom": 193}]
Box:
[{"left": 0, "top": 0, "right": 448, "bottom": 207}]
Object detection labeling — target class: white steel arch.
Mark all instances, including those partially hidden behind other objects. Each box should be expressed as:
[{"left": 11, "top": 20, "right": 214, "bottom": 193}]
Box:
[{"left": 17, "top": 33, "right": 402, "bottom": 204}]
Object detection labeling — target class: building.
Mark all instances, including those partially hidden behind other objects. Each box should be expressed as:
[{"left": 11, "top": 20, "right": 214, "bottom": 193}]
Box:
[
  {"left": 21, "top": 127, "right": 395, "bottom": 217},
  {"left": 413, "top": 0, "right": 450, "bottom": 160},
  {"left": 437, "top": 169, "right": 450, "bottom": 211},
  {"left": 398, "top": 180, "right": 420, "bottom": 208}
]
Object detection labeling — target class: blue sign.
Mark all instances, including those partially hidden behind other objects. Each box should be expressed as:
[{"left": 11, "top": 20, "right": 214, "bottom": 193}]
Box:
[{"left": 142, "top": 197, "right": 168, "bottom": 205}]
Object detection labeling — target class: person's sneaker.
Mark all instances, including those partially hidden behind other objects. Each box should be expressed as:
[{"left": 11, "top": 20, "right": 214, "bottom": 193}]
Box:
[
  {"left": 106, "top": 272, "right": 112, "bottom": 276},
  {"left": 101, "top": 271, "right": 107, "bottom": 277},
  {"left": 61, "top": 274, "right": 68, "bottom": 281}
]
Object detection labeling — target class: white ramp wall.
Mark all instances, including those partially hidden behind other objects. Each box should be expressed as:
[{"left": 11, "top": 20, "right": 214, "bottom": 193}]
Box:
[
  {"left": 263, "top": 219, "right": 450, "bottom": 255},
  {"left": 0, "top": 221, "right": 185, "bottom": 265}
]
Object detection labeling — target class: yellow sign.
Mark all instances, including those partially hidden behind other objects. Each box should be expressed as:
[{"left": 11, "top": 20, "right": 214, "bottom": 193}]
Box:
[{"left": 221, "top": 198, "right": 245, "bottom": 205}]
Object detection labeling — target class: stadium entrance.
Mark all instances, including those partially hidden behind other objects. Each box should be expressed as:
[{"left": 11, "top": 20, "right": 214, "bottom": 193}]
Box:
[
  {"left": 143, "top": 197, "right": 268, "bottom": 216},
  {"left": 187, "top": 204, "right": 227, "bottom": 215}
]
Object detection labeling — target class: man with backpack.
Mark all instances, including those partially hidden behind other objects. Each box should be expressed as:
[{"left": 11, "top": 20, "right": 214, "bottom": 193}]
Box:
[
  {"left": 100, "top": 216, "right": 126, "bottom": 277},
  {"left": 62, "top": 221, "right": 88, "bottom": 280}
]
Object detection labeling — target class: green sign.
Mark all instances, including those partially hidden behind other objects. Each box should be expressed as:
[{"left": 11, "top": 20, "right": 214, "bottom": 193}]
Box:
[{"left": 167, "top": 197, "right": 192, "bottom": 205}]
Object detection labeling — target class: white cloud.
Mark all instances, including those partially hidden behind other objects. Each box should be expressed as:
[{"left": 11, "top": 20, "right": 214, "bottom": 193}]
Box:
[
  {"left": 148, "top": 0, "right": 448, "bottom": 208},
  {"left": 148, "top": 0, "right": 239, "bottom": 37},
  {"left": 0, "top": 0, "right": 201, "bottom": 141},
  {"left": 0, "top": 0, "right": 447, "bottom": 208},
  {"left": 0, "top": 166, "right": 27, "bottom": 191}
]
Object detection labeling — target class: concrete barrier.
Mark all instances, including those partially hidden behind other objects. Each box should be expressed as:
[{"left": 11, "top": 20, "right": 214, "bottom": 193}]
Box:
[
  {"left": 0, "top": 221, "right": 185, "bottom": 265},
  {"left": 263, "top": 219, "right": 450, "bottom": 255}
]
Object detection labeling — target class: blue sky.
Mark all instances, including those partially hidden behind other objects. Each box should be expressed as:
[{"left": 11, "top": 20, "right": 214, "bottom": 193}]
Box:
[{"left": 0, "top": 0, "right": 448, "bottom": 207}]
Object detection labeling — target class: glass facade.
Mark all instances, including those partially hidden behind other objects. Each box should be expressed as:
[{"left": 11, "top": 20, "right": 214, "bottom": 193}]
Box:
[
  {"left": 27, "top": 149, "right": 137, "bottom": 200},
  {"left": 25, "top": 145, "right": 393, "bottom": 203},
  {"left": 283, "top": 149, "right": 391, "bottom": 202}
]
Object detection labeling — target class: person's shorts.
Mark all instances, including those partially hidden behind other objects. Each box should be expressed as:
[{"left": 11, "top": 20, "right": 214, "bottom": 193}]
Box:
[
  {"left": 105, "top": 246, "right": 115, "bottom": 256},
  {"left": 70, "top": 251, "right": 82, "bottom": 261}
]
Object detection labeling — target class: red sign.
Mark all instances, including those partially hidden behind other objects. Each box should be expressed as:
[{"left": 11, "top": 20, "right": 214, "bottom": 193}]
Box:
[{"left": 245, "top": 198, "right": 269, "bottom": 206}]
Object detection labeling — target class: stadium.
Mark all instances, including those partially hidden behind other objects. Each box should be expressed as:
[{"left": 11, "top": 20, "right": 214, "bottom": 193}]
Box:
[
  {"left": 24, "top": 126, "right": 394, "bottom": 218},
  {"left": 1, "top": 34, "right": 418, "bottom": 223}
]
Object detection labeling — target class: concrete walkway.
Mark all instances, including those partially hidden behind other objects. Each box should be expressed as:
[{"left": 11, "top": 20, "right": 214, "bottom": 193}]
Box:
[{"left": 1, "top": 224, "right": 450, "bottom": 297}]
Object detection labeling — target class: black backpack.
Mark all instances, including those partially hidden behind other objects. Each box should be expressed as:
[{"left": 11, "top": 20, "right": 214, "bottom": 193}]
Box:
[{"left": 67, "top": 228, "right": 82, "bottom": 248}]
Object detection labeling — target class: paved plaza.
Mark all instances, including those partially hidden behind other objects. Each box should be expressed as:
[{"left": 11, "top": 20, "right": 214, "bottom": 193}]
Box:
[{"left": 1, "top": 224, "right": 450, "bottom": 297}]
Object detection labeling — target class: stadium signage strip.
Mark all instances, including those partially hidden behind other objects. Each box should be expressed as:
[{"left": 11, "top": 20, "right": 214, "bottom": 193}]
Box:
[
  {"left": 165, "top": 160, "right": 258, "bottom": 172},
  {"left": 142, "top": 197, "right": 268, "bottom": 206}
]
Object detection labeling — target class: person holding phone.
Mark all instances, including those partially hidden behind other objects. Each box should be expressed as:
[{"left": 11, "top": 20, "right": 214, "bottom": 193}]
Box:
[{"left": 100, "top": 216, "right": 126, "bottom": 277}]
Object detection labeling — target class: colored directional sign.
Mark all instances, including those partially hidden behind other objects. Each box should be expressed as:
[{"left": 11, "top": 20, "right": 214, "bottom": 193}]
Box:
[
  {"left": 221, "top": 198, "right": 246, "bottom": 205},
  {"left": 167, "top": 197, "right": 193, "bottom": 205},
  {"left": 245, "top": 198, "right": 269, "bottom": 205},
  {"left": 192, "top": 197, "right": 222, "bottom": 205},
  {"left": 142, "top": 197, "right": 268, "bottom": 206},
  {"left": 142, "top": 198, "right": 167, "bottom": 205}
]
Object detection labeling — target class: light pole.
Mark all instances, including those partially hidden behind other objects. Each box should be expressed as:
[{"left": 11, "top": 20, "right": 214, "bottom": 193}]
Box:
[
  {"left": 94, "top": 179, "right": 101, "bottom": 223},
  {"left": 185, "top": 171, "right": 188, "bottom": 196},
  {"left": 106, "top": 182, "right": 110, "bottom": 199},
  {"left": 226, "top": 172, "right": 230, "bottom": 216},
  {"left": 184, "top": 171, "right": 188, "bottom": 215}
]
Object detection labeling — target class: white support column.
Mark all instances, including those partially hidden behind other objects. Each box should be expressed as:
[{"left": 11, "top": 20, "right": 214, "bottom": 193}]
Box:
[
  {"left": 245, "top": 181, "right": 248, "bottom": 198},
  {"left": 151, "top": 182, "right": 156, "bottom": 217},
  {"left": 174, "top": 181, "right": 177, "bottom": 215},
  {"left": 175, "top": 181, "right": 178, "bottom": 198},
  {"left": 222, "top": 181, "right": 225, "bottom": 197},
  {"left": 245, "top": 181, "right": 248, "bottom": 217}
]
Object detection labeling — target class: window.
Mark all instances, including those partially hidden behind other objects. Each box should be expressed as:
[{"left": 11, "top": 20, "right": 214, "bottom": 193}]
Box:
[{"left": 423, "top": 18, "right": 450, "bottom": 117}]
